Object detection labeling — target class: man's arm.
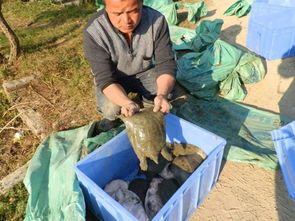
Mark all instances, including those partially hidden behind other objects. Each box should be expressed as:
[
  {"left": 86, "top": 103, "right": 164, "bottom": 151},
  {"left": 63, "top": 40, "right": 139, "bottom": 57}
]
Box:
[
  {"left": 153, "top": 16, "right": 177, "bottom": 113},
  {"left": 84, "top": 30, "right": 116, "bottom": 91}
]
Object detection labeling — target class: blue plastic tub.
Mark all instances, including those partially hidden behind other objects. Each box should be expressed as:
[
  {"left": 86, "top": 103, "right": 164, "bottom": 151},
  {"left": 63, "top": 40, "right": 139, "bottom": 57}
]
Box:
[
  {"left": 271, "top": 121, "right": 295, "bottom": 201},
  {"left": 247, "top": 0, "right": 295, "bottom": 60},
  {"left": 75, "top": 113, "right": 226, "bottom": 221}
]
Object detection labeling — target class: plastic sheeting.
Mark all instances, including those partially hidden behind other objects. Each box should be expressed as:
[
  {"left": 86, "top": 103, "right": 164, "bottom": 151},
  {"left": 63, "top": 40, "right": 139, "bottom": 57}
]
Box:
[
  {"left": 145, "top": 0, "right": 208, "bottom": 25},
  {"left": 143, "top": 0, "right": 208, "bottom": 25},
  {"left": 24, "top": 124, "right": 124, "bottom": 221},
  {"left": 180, "top": 19, "right": 224, "bottom": 52},
  {"left": 144, "top": 0, "right": 179, "bottom": 25},
  {"left": 171, "top": 96, "right": 292, "bottom": 170},
  {"left": 175, "top": 19, "right": 265, "bottom": 101},
  {"left": 224, "top": 0, "right": 254, "bottom": 17}
]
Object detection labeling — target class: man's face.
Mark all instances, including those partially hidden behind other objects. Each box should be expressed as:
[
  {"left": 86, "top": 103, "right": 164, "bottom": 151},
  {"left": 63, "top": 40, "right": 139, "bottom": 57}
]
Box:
[{"left": 105, "top": 0, "right": 142, "bottom": 34}]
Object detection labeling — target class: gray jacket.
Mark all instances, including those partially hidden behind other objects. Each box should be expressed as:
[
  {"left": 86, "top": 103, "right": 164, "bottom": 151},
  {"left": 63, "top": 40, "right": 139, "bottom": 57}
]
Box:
[{"left": 84, "top": 6, "right": 177, "bottom": 91}]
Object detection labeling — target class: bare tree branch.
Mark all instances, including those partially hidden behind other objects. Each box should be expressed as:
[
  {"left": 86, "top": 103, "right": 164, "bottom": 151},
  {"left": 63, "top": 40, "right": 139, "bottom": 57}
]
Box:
[{"left": 0, "top": 0, "right": 20, "bottom": 63}]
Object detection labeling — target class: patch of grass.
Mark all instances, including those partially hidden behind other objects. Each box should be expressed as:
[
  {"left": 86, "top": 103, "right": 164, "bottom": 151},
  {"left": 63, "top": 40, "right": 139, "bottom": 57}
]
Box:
[
  {"left": 0, "top": 88, "right": 17, "bottom": 126},
  {"left": 0, "top": 183, "right": 28, "bottom": 221},
  {"left": 2, "top": 0, "right": 54, "bottom": 28},
  {"left": 0, "top": 86, "right": 39, "bottom": 180},
  {"left": 2, "top": 0, "right": 96, "bottom": 26},
  {"left": 0, "top": 0, "right": 97, "bottom": 53},
  {"left": 0, "top": 1, "right": 98, "bottom": 219},
  {"left": 50, "top": 45, "right": 91, "bottom": 85},
  {"left": 18, "top": 22, "right": 82, "bottom": 53},
  {"left": 32, "top": 4, "right": 96, "bottom": 24}
]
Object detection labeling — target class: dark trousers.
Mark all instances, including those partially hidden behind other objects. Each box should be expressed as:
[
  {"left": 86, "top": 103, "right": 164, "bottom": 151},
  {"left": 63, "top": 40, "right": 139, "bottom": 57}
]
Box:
[{"left": 95, "top": 68, "right": 158, "bottom": 120}]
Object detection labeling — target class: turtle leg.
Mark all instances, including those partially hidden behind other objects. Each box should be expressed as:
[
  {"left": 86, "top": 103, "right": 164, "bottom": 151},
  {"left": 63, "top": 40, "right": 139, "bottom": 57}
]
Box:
[
  {"left": 139, "top": 155, "right": 148, "bottom": 171},
  {"left": 149, "top": 153, "right": 159, "bottom": 165},
  {"left": 161, "top": 146, "right": 173, "bottom": 161}
]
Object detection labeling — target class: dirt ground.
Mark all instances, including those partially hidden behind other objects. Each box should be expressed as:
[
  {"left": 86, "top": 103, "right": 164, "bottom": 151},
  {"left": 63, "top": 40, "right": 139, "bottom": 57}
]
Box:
[{"left": 189, "top": 0, "right": 295, "bottom": 220}]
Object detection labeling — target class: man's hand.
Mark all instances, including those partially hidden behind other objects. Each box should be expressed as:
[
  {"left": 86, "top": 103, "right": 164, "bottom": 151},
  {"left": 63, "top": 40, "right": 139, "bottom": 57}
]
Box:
[
  {"left": 121, "top": 102, "right": 140, "bottom": 117},
  {"left": 153, "top": 94, "right": 171, "bottom": 114},
  {"left": 102, "top": 83, "right": 140, "bottom": 117}
]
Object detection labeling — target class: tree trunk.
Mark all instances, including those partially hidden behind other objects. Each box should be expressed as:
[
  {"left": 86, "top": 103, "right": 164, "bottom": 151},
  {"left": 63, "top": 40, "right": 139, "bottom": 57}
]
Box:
[{"left": 0, "top": 0, "right": 20, "bottom": 63}]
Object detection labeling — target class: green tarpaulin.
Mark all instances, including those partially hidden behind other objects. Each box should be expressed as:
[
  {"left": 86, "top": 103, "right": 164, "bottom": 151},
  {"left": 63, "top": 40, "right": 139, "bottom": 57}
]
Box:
[
  {"left": 172, "top": 96, "right": 291, "bottom": 170},
  {"left": 24, "top": 124, "right": 125, "bottom": 221}
]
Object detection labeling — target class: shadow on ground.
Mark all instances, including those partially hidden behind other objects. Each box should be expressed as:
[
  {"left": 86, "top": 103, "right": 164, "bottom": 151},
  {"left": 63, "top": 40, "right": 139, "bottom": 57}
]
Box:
[
  {"left": 278, "top": 47, "right": 295, "bottom": 120},
  {"left": 276, "top": 46, "right": 295, "bottom": 221},
  {"left": 32, "top": 5, "right": 96, "bottom": 25},
  {"left": 21, "top": 4, "right": 96, "bottom": 53}
]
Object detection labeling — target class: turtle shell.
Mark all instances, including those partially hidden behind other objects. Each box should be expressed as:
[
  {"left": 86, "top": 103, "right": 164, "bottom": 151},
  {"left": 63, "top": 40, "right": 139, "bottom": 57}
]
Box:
[{"left": 122, "top": 108, "right": 166, "bottom": 171}]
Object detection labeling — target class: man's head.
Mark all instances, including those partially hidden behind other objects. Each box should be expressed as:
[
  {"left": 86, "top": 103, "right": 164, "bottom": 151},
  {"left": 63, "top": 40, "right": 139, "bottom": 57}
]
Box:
[{"left": 104, "top": 0, "right": 143, "bottom": 35}]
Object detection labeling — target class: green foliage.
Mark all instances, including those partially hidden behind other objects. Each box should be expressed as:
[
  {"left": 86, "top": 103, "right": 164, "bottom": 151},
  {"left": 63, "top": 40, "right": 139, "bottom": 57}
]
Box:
[{"left": 0, "top": 183, "right": 28, "bottom": 221}]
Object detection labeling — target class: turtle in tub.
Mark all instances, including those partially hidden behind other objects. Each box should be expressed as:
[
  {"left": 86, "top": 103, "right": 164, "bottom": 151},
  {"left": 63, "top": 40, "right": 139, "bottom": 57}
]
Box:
[{"left": 121, "top": 108, "right": 172, "bottom": 171}]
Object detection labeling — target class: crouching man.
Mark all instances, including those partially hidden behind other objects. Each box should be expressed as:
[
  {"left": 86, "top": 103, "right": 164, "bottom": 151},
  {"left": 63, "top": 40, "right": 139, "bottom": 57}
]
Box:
[{"left": 84, "top": 0, "right": 176, "bottom": 130}]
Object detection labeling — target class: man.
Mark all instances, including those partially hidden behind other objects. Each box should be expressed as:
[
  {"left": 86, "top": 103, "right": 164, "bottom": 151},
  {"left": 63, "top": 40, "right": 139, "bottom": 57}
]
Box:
[{"left": 84, "top": 0, "right": 176, "bottom": 130}]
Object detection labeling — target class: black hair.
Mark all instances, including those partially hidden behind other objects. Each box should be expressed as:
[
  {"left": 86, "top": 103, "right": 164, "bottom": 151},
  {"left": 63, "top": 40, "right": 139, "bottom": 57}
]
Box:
[{"left": 103, "top": 0, "right": 143, "bottom": 5}]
